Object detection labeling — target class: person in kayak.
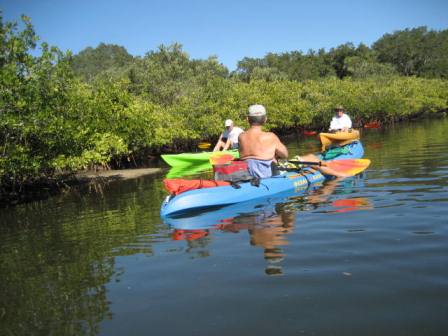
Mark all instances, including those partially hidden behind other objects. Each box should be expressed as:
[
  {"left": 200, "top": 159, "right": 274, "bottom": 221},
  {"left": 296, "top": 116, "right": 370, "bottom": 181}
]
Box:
[
  {"left": 238, "top": 104, "right": 289, "bottom": 178},
  {"left": 329, "top": 105, "right": 352, "bottom": 132},
  {"left": 239, "top": 105, "right": 352, "bottom": 178},
  {"left": 213, "top": 119, "right": 244, "bottom": 151}
]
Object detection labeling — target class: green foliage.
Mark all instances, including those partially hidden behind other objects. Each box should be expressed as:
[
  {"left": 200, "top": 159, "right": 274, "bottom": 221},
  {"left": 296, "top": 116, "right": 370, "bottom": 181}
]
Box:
[
  {"left": 234, "top": 50, "right": 336, "bottom": 82},
  {"left": 373, "top": 26, "right": 448, "bottom": 78},
  {"left": 1, "top": 14, "right": 447, "bottom": 192},
  {"left": 70, "top": 43, "right": 134, "bottom": 81}
]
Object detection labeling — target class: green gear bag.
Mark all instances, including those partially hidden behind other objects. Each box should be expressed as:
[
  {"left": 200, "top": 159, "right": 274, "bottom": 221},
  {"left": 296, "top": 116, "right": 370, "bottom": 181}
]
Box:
[{"left": 322, "top": 146, "right": 351, "bottom": 160}]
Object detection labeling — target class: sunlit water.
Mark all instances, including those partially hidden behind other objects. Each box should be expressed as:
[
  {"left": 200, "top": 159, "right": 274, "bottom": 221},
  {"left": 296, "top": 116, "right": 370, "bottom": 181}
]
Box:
[{"left": 1, "top": 118, "right": 447, "bottom": 335}]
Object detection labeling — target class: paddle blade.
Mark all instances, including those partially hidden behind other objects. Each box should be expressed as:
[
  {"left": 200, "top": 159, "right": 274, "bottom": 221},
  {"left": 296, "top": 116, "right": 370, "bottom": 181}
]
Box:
[
  {"left": 325, "top": 158, "right": 371, "bottom": 176},
  {"left": 209, "top": 153, "right": 235, "bottom": 165},
  {"left": 198, "top": 142, "right": 211, "bottom": 149}
]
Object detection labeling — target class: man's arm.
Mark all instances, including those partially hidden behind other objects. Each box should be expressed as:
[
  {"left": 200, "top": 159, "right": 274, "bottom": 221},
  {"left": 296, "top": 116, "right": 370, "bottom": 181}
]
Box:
[
  {"left": 223, "top": 138, "right": 232, "bottom": 150},
  {"left": 329, "top": 117, "right": 338, "bottom": 131},
  {"left": 344, "top": 115, "right": 352, "bottom": 129},
  {"left": 274, "top": 135, "right": 288, "bottom": 159},
  {"left": 213, "top": 134, "right": 223, "bottom": 152}
]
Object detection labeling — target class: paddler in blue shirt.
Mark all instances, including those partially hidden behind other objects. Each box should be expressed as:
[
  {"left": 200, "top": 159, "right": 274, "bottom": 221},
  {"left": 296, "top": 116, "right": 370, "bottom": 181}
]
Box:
[{"left": 238, "top": 105, "right": 289, "bottom": 178}]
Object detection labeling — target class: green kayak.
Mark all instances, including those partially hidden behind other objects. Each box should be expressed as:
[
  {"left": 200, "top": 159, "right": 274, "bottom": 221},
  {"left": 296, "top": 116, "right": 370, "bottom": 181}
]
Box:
[
  {"left": 165, "top": 162, "right": 212, "bottom": 178},
  {"left": 161, "top": 150, "right": 239, "bottom": 167}
]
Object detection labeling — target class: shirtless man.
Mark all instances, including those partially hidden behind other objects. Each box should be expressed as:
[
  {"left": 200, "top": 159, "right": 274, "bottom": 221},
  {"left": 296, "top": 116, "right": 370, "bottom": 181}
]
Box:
[
  {"left": 239, "top": 104, "right": 350, "bottom": 178},
  {"left": 238, "top": 105, "right": 288, "bottom": 178}
]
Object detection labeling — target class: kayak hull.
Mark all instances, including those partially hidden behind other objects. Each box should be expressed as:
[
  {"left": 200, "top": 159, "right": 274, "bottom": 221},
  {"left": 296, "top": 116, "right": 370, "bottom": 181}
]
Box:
[
  {"left": 319, "top": 130, "right": 360, "bottom": 151},
  {"left": 161, "top": 170, "right": 325, "bottom": 217},
  {"left": 161, "top": 150, "right": 239, "bottom": 167}
]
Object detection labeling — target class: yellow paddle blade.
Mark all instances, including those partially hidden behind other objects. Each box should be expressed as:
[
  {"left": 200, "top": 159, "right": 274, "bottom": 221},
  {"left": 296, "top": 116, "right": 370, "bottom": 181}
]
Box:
[
  {"left": 198, "top": 142, "right": 211, "bottom": 150},
  {"left": 324, "top": 159, "right": 371, "bottom": 176},
  {"left": 209, "top": 153, "right": 235, "bottom": 165}
]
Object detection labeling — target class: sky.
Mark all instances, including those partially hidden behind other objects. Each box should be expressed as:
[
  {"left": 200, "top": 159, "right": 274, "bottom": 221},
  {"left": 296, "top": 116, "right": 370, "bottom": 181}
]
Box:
[{"left": 1, "top": 0, "right": 447, "bottom": 70}]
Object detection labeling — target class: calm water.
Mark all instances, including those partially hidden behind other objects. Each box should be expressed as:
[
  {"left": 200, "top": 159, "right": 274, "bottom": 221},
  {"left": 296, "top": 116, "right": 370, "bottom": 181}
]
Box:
[{"left": 1, "top": 118, "right": 448, "bottom": 336}]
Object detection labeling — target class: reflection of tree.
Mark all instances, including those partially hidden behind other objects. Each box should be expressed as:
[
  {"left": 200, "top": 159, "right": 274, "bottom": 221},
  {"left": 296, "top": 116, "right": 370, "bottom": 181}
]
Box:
[{"left": 0, "top": 175, "right": 168, "bottom": 335}]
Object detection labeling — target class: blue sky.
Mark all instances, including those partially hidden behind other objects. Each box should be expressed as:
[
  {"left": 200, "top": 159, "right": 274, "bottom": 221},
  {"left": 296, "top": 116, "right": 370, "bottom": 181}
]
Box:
[{"left": 1, "top": 0, "right": 447, "bottom": 70}]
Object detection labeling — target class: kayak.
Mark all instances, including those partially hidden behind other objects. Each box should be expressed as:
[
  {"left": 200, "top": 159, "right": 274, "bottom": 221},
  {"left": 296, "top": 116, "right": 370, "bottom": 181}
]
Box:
[
  {"left": 319, "top": 140, "right": 364, "bottom": 160},
  {"left": 164, "top": 187, "right": 314, "bottom": 229},
  {"left": 161, "top": 169, "right": 326, "bottom": 217},
  {"left": 319, "top": 130, "right": 360, "bottom": 151},
  {"left": 161, "top": 150, "right": 239, "bottom": 167},
  {"left": 160, "top": 141, "right": 366, "bottom": 218},
  {"left": 165, "top": 162, "right": 212, "bottom": 178},
  {"left": 163, "top": 180, "right": 369, "bottom": 230}
]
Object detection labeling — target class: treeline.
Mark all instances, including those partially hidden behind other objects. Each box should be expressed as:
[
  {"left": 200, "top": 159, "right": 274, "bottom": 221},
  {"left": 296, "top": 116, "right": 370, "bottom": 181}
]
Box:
[
  {"left": 71, "top": 26, "right": 448, "bottom": 83},
  {"left": 1, "top": 14, "right": 448, "bottom": 191}
]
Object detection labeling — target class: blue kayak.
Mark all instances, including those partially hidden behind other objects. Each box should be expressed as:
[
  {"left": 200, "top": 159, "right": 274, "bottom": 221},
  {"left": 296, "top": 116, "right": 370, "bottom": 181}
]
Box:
[
  {"left": 161, "top": 169, "right": 326, "bottom": 217},
  {"left": 163, "top": 181, "right": 324, "bottom": 227},
  {"left": 161, "top": 141, "right": 365, "bottom": 217}
]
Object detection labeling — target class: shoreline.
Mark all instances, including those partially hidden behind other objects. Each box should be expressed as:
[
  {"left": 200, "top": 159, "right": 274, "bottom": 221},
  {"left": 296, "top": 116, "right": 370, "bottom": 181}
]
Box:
[
  {"left": 75, "top": 167, "right": 162, "bottom": 181},
  {"left": 0, "top": 167, "right": 162, "bottom": 208}
]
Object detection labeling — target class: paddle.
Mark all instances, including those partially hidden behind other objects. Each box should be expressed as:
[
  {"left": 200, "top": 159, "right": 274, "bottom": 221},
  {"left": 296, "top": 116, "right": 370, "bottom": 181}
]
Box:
[
  {"left": 198, "top": 142, "right": 211, "bottom": 150},
  {"left": 209, "top": 153, "right": 236, "bottom": 165},
  {"left": 288, "top": 158, "right": 371, "bottom": 176},
  {"left": 210, "top": 152, "right": 370, "bottom": 176}
]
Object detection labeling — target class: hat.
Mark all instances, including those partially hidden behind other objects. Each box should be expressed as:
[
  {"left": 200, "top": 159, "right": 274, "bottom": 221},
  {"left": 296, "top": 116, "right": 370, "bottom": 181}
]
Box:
[
  {"left": 248, "top": 104, "right": 266, "bottom": 117},
  {"left": 224, "top": 119, "right": 233, "bottom": 127},
  {"left": 335, "top": 105, "right": 344, "bottom": 111}
]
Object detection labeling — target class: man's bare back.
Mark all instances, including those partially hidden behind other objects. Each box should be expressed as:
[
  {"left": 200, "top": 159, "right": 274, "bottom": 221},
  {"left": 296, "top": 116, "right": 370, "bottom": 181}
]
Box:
[{"left": 239, "top": 126, "right": 288, "bottom": 161}]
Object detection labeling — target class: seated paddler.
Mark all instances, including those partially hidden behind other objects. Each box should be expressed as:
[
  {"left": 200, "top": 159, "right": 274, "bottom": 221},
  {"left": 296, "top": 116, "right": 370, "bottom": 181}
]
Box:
[
  {"left": 238, "top": 104, "right": 289, "bottom": 178},
  {"left": 329, "top": 105, "right": 352, "bottom": 132}
]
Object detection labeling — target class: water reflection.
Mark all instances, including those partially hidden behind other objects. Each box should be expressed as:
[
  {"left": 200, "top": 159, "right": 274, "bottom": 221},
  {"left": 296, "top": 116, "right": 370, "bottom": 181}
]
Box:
[
  {"left": 2, "top": 118, "right": 447, "bottom": 335},
  {"left": 165, "top": 176, "right": 371, "bottom": 276},
  {"left": 0, "top": 175, "right": 168, "bottom": 336}
]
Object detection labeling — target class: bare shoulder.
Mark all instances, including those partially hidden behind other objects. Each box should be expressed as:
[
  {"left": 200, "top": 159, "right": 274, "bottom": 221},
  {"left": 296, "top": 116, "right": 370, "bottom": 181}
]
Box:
[{"left": 264, "top": 131, "right": 280, "bottom": 140}]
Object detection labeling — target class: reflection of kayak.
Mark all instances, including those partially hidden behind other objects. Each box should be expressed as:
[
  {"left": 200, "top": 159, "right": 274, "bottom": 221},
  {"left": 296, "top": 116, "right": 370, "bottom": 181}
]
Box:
[
  {"left": 163, "top": 188, "right": 310, "bottom": 229},
  {"left": 165, "top": 162, "right": 212, "bottom": 178},
  {"left": 319, "top": 130, "right": 360, "bottom": 151},
  {"left": 161, "top": 169, "right": 327, "bottom": 217},
  {"left": 161, "top": 150, "right": 239, "bottom": 167}
]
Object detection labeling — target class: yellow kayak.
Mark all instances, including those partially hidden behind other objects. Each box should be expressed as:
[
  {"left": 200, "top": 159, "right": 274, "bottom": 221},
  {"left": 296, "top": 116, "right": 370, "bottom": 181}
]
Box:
[{"left": 319, "top": 130, "right": 360, "bottom": 151}]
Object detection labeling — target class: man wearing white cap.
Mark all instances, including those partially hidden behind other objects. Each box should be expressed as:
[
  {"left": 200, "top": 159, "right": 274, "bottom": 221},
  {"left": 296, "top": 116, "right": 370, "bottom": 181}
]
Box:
[
  {"left": 213, "top": 119, "right": 244, "bottom": 151},
  {"left": 238, "top": 104, "right": 289, "bottom": 178}
]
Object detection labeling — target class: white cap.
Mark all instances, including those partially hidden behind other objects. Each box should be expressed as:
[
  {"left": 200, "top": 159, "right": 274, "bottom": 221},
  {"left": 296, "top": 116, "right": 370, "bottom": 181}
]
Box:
[
  {"left": 224, "top": 119, "right": 233, "bottom": 127},
  {"left": 248, "top": 104, "right": 266, "bottom": 116}
]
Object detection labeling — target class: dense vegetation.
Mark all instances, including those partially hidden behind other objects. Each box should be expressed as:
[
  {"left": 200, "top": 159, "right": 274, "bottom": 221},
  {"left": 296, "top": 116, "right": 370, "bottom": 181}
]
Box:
[{"left": 1, "top": 14, "right": 447, "bottom": 194}]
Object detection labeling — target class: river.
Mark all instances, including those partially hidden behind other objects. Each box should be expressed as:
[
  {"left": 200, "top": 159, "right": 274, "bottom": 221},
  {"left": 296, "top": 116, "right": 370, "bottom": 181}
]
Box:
[{"left": 1, "top": 118, "right": 447, "bottom": 335}]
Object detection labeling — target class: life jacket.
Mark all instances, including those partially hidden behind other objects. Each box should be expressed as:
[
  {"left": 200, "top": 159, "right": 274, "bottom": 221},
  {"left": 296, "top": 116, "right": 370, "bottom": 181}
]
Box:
[{"left": 163, "top": 178, "right": 230, "bottom": 195}]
